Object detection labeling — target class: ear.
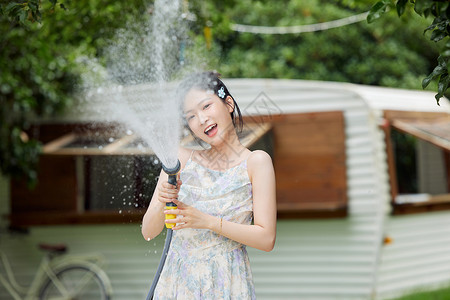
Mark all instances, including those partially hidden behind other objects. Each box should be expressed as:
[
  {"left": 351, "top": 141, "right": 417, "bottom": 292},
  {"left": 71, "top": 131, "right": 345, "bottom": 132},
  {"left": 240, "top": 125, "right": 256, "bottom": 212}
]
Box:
[{"left": 225, "top": 96, "right": 234, "bottom": 113}]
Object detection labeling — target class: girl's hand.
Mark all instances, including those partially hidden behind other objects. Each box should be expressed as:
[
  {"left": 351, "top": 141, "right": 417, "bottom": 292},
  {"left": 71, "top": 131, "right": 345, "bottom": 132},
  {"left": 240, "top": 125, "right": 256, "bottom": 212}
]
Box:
[
  {"left": 158, "top": 179, "right": 182, "bottom": 204},
  {"left": 164, "top": 199, "right": 215, "bottom": 231}
]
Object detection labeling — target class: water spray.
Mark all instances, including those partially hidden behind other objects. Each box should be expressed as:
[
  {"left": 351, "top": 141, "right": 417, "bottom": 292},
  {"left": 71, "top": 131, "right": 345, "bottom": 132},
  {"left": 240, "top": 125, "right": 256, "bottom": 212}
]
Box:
[{"left": 146, "top": 159, "right": 181, "bottom": 300}]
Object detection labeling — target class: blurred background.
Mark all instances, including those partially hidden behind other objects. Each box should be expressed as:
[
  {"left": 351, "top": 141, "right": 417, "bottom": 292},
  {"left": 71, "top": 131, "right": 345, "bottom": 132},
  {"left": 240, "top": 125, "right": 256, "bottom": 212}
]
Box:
[{"left": 1, "top": 0, "right": 450, "bottom": 299}]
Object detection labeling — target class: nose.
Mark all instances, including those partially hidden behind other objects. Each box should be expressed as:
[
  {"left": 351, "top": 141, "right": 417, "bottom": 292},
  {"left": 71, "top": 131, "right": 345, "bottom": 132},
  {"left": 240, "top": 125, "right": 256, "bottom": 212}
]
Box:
[{"left": 198, "top": 111, "right": 208, "bottom": 124}]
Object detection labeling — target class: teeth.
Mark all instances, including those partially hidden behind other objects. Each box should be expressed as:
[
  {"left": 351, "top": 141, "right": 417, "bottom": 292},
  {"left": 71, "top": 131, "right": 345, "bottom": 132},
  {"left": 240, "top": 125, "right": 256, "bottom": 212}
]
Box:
[{"left": 205, "top": 124, "right": 216, "bottom": 134}]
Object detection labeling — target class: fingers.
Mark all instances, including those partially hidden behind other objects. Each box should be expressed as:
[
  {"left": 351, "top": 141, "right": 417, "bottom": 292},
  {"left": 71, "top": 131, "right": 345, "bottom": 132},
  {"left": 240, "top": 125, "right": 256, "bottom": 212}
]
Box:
[
  {"left": 158, "top": 181, "right": 181, "bottom": 203},
  {"left": 163, "top": 208, "right": 184, "bottom": 215},
  {"left": 164, "top": 214, "right": 187, "bottom": 229},
  {"left": 172, "top": 199, "right": 186, "bottom": 207},
  {"left": 164, "top": 215, "right": 184, "bottom": 223}
]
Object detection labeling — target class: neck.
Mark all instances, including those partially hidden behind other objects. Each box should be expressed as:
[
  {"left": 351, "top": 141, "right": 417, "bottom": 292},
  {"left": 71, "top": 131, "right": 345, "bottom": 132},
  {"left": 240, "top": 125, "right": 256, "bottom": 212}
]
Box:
[{"left": 202, "top": 130, "right": 247, "bottom": 167}]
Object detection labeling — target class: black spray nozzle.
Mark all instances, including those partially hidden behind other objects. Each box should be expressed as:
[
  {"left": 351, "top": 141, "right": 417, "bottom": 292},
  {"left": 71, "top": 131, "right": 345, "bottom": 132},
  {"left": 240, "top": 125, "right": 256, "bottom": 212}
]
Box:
[
  {"left": 162, "top": 159, "right": 181, "bottom": 187},
  {"left": 162, "top": 160, "right": 181, "bottom": 208}
]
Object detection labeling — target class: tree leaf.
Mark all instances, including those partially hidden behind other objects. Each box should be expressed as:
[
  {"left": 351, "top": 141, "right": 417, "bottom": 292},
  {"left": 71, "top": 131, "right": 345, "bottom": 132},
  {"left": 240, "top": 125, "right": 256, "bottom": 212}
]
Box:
[
  {"left": 435, "top": 73, "right": 450, "bottom": 105},
  {"left": 4, "top": 2, "right": 20, "bottom": 15},
  {"left": 430, "top": 29, "right": 447, "bottom": 42},
  {"left": 19, "top": 9, "right": 27, "bottom": 24},
  {"left": 367, "top": 1, "right": 391, "bottom": 23},
  {"left": 414, "top": 0, "right": 434, "bottom": 15},
  {"left": 396, "top": 0, "right": 408, "bottom": 16},
  {"left": 422, "top": 56, "right": 447, "bottom": 88},
  {"left": 424, "top": 17, "right": 441, "bottom": 33}
]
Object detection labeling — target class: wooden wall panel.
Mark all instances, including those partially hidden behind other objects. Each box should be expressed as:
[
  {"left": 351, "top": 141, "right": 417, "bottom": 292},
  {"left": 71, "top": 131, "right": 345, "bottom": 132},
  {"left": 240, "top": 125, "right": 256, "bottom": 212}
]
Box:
[
  {"left": 271, "top": 111, "right": 347, "bottom": 213},
  {"left": 11, "top": 156, "right": 78, "bottom": 213}
]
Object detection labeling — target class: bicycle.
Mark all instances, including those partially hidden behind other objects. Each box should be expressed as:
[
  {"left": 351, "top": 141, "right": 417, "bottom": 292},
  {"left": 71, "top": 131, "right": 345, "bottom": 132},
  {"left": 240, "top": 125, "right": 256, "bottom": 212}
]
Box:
[{"left": 0, "top": 242, "right": 113, "bottom": 300}]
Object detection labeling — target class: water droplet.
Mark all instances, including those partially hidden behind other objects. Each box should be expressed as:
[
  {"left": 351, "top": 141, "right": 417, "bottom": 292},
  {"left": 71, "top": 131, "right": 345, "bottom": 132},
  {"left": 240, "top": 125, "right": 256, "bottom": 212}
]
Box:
[
  {"left": 118, "top": 210, "right": 122, "bottom": 214},
  {"left": 109, "top": 137, "right": 115, "bottom": 143},
  {"left": 126, "top": 129, "right": 133, "bottom": 135},
  {"left": 98, "top": 145, "right": 103, "bottom": 150},
  {"left": 154, "top": 250, "right": 158, "bottom": 254},
  {"left": 124, "top": 185, "right": 127, "bottom": 189},
  {"left": 147, "top": 238, "right": 151, "bottom": 241},
  {"left": 121, "top": 175, "right": 125, "bottom": 178}
]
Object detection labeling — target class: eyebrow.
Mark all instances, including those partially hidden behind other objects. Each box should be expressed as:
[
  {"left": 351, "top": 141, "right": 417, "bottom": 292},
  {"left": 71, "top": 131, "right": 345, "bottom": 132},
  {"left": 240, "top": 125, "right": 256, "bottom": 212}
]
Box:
[{"left": 183, "top": 97, "right": 212, "bottom": 114}]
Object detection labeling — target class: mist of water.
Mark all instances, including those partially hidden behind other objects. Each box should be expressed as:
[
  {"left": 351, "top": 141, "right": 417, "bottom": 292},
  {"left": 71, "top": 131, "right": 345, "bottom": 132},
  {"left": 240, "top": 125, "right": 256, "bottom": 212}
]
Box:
[{"left": 82, "top": 0, "right": 195, "bottom": 169}]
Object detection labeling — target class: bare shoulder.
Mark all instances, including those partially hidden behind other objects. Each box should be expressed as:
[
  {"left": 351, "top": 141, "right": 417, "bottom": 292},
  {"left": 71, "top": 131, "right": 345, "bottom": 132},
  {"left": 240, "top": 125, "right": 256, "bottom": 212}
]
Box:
[
  {"left": 248, "top": 150, "right": 273, "bottom": 166},
  {"left": 247, "top": 150, "right": 274, "bottom": 177}
]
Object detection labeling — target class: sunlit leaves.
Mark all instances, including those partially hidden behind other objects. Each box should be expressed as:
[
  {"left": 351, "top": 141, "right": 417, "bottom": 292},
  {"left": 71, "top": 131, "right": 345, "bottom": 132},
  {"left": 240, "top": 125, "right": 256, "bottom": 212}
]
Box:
[
  {"left": 368, "top": 0, "right": 450, "bottom": 104},
  {"left": 367, "top": 0, "right": 392, "bottom": 23}
]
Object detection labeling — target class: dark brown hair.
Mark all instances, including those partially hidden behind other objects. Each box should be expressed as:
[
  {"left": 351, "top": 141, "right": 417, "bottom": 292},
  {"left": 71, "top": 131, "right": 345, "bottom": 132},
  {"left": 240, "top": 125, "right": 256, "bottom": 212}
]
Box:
[{"left": 177, "top": 71, "right": 243, "bottom": 133}]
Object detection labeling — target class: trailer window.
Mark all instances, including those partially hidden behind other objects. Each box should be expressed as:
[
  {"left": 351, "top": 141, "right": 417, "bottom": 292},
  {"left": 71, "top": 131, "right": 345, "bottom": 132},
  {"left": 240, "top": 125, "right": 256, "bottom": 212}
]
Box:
[{"left": 384, "top": 111, "right": 450, "bottom": 215}]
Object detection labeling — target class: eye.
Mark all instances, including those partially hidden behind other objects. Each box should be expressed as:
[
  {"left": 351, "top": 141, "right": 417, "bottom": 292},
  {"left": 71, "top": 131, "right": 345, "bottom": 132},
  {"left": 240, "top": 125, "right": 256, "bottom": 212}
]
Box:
[
  {"left": 185, "top": 114, "right": 195, "bottom": 121},
  {"left": 203, "top": 103, "right": 211, "bottom": 110}
]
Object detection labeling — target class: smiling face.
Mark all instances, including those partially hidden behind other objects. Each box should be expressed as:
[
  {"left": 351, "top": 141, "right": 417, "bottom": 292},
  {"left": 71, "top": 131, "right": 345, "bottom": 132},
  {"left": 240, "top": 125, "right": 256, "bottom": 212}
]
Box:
[{"left": 183, "top": 88, "right": 235, "bottom": 146}]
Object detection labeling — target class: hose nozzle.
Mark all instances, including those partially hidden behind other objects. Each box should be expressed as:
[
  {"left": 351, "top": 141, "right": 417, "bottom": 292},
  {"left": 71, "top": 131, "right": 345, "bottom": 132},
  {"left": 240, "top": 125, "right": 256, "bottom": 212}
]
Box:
[
  {"left": 162, "top": 160, "right": 181, "bottom": 186},
  {"left": 162, "top": 160, "right": 181, "bottom": 229}
]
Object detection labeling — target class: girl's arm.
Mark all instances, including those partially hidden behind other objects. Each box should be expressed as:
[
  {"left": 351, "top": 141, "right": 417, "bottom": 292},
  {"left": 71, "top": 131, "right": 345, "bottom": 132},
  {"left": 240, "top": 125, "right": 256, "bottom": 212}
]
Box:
[
  {"left": 141, "top": 169, "right": 171, "bottom": 240},
  {"left": 167, "top": 150, "right": 277, "bottom": 252}
]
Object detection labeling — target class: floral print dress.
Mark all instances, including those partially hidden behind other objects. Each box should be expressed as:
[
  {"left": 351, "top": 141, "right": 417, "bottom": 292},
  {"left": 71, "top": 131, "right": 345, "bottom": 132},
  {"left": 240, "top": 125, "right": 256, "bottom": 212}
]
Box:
[{"left": 153, "top": 156, "right": 256, "bottom": 299}]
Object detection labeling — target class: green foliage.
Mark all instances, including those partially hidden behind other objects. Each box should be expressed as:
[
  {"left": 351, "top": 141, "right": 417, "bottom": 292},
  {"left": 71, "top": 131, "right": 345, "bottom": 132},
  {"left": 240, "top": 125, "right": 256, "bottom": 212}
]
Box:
[
  {"left": 368, "top": 0, "right": 450, "bottom": 104},
  {"left": 2, "top": 0, "right": 67, "bottom": 25},
  {"left": 0, "top": 0, "right": 150, "bottom": 185},
  {"left": 195, "top": 0, "right": 437, "bottom": 93}
]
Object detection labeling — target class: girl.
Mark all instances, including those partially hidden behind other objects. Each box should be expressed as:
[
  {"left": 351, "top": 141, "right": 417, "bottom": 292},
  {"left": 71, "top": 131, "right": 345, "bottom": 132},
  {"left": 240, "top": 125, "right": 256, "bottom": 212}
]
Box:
[{"left": 142, "top": 71, "right": 276, "bottom": 299}]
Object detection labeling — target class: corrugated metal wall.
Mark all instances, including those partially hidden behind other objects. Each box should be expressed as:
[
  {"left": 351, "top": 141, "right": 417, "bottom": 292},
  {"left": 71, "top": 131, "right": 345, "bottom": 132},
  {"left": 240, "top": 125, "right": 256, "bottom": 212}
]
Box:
[
  {"left": 376, "top": 211, "right": 450, "bottom": 299},
  {"left": 0, "top": 220, "right": 384, "bottom": 300}
]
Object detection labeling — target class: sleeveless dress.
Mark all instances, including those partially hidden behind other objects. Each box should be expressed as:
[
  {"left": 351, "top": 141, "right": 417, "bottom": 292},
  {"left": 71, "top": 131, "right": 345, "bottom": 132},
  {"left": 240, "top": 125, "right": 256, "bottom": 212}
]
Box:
[{"left": 153, "top": 154, "right": 256, "bottom": 299}]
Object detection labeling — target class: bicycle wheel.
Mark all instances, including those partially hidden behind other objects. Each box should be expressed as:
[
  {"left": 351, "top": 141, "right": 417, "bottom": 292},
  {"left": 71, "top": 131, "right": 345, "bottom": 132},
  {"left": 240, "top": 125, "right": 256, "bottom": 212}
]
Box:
[{"left": 38, "top": 265, "right": 111, "bottom": 300}]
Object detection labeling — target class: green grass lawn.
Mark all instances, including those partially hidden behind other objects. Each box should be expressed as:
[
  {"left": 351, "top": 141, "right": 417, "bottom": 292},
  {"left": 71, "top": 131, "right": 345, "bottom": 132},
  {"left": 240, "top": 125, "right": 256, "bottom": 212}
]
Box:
[{"left": 393, "top": 285, "right": 450, "bottom": 300}]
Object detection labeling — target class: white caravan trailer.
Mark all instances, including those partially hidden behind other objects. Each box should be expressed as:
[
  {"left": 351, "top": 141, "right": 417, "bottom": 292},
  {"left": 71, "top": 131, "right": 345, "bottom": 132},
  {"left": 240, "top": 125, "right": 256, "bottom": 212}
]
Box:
[{"left": 1, "top": 79, "right": 449, "bottom": 299}]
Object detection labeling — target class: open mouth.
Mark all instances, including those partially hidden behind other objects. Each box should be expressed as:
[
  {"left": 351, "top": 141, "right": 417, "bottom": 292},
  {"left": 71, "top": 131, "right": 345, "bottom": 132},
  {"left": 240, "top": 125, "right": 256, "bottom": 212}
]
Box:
[{"left": 204, "top": 124, "right": 218, "bottom": 137}]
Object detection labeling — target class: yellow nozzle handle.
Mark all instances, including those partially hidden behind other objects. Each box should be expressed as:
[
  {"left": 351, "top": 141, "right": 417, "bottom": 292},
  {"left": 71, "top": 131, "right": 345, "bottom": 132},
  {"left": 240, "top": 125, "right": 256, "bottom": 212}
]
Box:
[{"left": 165, "top": 204, "right": 177, "bottom": 229}]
